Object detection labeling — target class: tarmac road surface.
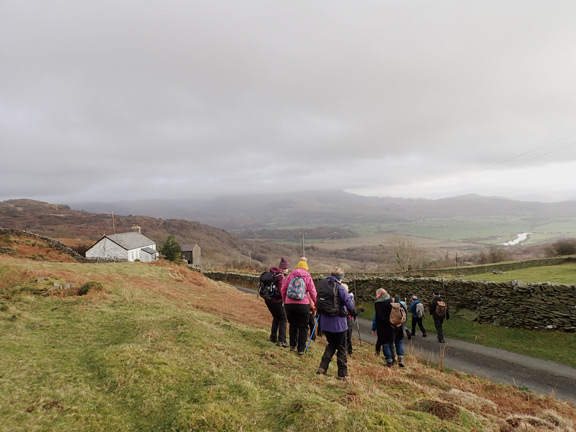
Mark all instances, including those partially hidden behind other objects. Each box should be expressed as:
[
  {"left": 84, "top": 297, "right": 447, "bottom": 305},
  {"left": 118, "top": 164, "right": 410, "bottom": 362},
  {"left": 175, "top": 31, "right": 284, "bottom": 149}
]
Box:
[{"left": 235, "top": 285, "right": 576, "bottom": 403}]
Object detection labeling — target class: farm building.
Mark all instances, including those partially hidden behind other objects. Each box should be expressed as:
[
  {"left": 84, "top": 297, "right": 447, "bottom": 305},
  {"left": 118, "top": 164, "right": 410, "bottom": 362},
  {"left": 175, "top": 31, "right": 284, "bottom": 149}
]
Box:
[
  {"left": 182, "top": 243, "right": 201, "bottom": 266},
  {"left": 85, "top": 231, "right": 158, "bottom": 262}
]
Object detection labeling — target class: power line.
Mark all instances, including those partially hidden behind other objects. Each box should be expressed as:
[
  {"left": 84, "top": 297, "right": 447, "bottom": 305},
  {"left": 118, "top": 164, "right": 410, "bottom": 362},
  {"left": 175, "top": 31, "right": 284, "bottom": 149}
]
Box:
[{"left": 484, "top": 132, "right": 576, "bottom": 170}]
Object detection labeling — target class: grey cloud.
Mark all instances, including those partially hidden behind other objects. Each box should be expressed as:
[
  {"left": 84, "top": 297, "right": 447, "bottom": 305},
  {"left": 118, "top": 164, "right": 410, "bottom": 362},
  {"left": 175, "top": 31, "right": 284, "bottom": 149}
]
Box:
[{"left": 2, "top": 0, "right": 576, "bottom": 203}]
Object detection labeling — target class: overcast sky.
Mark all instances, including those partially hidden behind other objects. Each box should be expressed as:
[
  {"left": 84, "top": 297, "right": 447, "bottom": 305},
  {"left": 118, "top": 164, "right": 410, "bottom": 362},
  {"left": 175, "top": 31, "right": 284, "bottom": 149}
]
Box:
[{"left": 2, "top": 0, "right": 576, "bottom": 204}]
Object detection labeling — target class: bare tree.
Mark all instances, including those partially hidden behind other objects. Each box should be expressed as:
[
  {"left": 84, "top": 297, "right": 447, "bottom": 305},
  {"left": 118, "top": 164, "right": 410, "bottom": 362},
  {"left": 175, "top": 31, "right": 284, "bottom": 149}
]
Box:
[
  {"left": 386, "top": 236, "right": 428, "bottom": 272},
  {"left": 478, "top": 245, "right": 509, "bottom": 264}
]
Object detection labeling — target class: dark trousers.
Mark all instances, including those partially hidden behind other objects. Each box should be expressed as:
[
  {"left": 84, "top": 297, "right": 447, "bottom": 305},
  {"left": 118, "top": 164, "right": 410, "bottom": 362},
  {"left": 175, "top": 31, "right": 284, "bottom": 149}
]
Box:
[
  {"left": 375, "top": 329, "right": 390, "bottom": 354},
  {"left": 265, "top": 300, "right": 287, "bottom": 343},
  {"left": 345, "top": 316, "right": 353, "bottom": 354},
  {"left": 285, "top": 303, "right": 310, "bottom": 352},
  {"left": 433, "top": 316, "right": 445, "bottom": 341},
  {"left": 318, "top": 330, "right": 348, "bottom": 378},
  {"left": 411, "top": 317, "right": 426, "bottom": 335}
]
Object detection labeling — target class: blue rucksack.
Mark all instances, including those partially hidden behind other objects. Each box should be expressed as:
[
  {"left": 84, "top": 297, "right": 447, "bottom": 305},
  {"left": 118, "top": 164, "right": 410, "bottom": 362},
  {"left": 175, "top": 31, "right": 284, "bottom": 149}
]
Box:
[{"left": 286, "top": 276, "right": 306, "bottom": 300}]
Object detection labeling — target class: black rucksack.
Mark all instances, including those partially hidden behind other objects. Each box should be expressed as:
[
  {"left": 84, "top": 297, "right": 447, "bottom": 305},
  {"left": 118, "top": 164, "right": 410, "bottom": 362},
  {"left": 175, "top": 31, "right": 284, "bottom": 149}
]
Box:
[
  {"left": 316, "top": 278, "right": 343, "bottom": 316},
  {"left": 258, "top": 271, "right": 281, "bottom": 300}
]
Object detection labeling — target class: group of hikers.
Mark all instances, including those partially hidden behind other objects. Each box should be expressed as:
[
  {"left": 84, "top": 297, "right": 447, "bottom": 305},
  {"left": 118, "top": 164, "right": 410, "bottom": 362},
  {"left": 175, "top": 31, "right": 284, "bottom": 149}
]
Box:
[{"left": 259, "top": 256, "right": 450, "bottom": 380}]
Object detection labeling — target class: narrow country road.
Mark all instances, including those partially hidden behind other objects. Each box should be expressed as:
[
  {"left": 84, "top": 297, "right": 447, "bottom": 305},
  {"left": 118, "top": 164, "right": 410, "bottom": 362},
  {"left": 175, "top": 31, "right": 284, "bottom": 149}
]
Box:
[{"left": 234, "top": 285, "right": 576, "bottom": 404}]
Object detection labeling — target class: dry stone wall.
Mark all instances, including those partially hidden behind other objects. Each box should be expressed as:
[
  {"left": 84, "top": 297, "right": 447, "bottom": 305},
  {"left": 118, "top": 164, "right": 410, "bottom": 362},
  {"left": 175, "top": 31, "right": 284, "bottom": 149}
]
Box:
[{"left": 204, "top": 271, "right": 576, "bottom": 332}]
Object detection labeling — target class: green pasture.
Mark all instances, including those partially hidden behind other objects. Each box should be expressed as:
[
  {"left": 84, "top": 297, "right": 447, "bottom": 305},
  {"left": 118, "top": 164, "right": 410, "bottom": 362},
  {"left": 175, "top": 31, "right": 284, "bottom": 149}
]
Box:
[{"left": 454, "top": 261, "right": 576, "bottom": 285}]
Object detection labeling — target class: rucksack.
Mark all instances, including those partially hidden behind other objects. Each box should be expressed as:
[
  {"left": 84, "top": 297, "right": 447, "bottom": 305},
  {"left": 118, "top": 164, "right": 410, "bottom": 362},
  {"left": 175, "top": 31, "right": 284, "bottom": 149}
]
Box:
[
  {"left": 415, "top": 302, "right": 425, "bottom": 318},
  {"left": 258, "top": 271, "right": 281, "bottom": 301},
  {"left": 390, "top": 301, "right": 407, "bottom": 327},
  {"left": 316, "top": 278, "right": 341, "bottom": 316},
  {"left": 435, "top": 300, "right": 447, "bottom": 317},
  {"left": 286, "top": 276, "right": 306, "bottom": 300}
]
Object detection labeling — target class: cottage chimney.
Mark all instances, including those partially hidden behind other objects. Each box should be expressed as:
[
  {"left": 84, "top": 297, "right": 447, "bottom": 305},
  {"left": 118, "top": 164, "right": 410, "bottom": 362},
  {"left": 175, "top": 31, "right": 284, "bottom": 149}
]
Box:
[{"left": 131, "top": 224, "right": 142, "bottom": 234}]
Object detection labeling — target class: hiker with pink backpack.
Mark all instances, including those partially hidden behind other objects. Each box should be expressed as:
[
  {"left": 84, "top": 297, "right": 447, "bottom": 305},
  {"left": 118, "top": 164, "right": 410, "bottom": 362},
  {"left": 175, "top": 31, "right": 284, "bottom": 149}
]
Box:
[{"left": 281, "top": 257, "right": 317, "bottom": 355}]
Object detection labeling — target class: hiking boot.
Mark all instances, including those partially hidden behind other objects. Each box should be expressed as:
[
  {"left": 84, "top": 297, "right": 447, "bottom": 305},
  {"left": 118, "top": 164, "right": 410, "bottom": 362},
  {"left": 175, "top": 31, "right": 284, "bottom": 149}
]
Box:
[
  {"left": 297, "top": 351, "right": 305, "bottom": 355},
  {"left": 386, "top": 361, "right": 394, "bottom": 368},
  {"left": 398, "top": 356, "right": 405, "bottom": 368},
  {"left": 375, "top": 350, "right": 380, "bottom": 357},
  {"left": 269, "top": 337, "right": 276, "bottom": 343},
  {"left": 438, "top": 338, "right": 445, "bottom": 343},
  {"left": 290, "top": 346, "right": 296, "bottom": 352},
  {"left": 337, "top": 375, "right": 348, "bottom": 381},
  {"left": 316, "top": 368, "right": 326, "bottom": 375},
  {"left": 277, "top": 341, "right": 289, "bottom": 348},
  {"left": 405, "top": 329, "right": 412, "bottom": 340},
  {"left": 422, "top": 333, "right": 427, "bottom": 337}
]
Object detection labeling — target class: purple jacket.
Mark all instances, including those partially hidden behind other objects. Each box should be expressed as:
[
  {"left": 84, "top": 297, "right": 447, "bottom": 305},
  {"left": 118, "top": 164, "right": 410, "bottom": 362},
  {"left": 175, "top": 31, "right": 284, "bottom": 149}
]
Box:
[
  {"left": 281, "top": 267, "right": 317, "bottom": 305},
  {"left": 318, "top": 276, "right": 355, "bottom": 333}
]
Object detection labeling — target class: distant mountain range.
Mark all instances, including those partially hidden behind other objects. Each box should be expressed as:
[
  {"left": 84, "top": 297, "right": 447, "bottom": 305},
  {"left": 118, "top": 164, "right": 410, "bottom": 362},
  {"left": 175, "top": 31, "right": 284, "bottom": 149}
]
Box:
[
  {"left": 70, "top": 190, "right": 576, "bottom": 231},
  {"left": 4, "top": 192, "right": 576, "bottom": 271}
]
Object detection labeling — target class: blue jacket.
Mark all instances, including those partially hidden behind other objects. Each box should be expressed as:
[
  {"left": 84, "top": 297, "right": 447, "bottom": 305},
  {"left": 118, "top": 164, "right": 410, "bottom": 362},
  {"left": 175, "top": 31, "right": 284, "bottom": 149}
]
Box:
[{"left": 409, "top": 299, "right": 421, "bottom": 318}]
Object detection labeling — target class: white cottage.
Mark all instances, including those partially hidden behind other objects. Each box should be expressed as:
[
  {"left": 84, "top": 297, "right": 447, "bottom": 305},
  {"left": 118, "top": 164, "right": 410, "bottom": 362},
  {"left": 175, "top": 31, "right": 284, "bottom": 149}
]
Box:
[{"left": 85, "top": 232, "right": 158, "bottom": 262}]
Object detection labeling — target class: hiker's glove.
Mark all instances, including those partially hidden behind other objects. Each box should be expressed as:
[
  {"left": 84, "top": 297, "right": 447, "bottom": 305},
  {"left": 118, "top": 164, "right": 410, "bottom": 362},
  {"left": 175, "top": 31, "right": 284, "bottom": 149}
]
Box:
[{"left": 357, "top": 308, "right": 365, "bottom": 313}]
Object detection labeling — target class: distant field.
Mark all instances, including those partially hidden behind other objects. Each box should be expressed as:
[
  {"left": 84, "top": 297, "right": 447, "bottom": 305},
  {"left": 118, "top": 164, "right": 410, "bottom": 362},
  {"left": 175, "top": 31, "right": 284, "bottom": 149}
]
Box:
[
  {"left": 452, "top": 261, "right": 576, "bottom": 285},
  {"left": 250, "top": 218, "right": 576, "bottom": 270}
]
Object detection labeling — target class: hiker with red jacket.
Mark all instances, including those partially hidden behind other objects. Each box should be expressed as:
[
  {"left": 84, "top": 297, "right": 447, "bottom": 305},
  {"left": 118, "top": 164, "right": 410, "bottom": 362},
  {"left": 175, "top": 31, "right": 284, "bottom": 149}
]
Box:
[
  {"left": 316, "top": 268, "right": 363, "bottom": 380},
  {"left": 281, "top": 257, "right": 317, "bottom": 355},
  {"left": 430, "top": 293, "right": 449, "bottom": 343},
  {"left": 264, "top": 257, "right": 291, "bottom": 347}
]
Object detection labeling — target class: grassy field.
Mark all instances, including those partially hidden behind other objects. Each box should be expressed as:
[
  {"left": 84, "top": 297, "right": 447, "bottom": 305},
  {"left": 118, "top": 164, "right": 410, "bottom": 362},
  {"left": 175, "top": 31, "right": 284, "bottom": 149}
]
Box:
[
  {"left": 452, "top": 261, "right": 576, "bottom": 285},
  {"left": 2, "top": 256, "right": 575, "bottom": 431},
  {"left": 306, "top": 216, "right": 576, "bottom": 250}
]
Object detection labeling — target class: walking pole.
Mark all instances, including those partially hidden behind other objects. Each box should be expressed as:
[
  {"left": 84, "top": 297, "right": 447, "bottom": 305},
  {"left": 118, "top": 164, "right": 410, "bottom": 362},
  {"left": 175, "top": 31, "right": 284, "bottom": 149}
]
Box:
[
  {"left": 354, "top": 281, "right": 362, "bottom": 346},
  {"left": 305, "top": 314, "right": 320, "bottom": 353}
]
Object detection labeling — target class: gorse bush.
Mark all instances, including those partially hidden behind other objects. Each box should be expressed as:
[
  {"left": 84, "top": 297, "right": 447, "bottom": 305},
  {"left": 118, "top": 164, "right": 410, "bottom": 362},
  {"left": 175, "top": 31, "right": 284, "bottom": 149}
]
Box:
[
  {"left": 546, "top": 238, "right": 576, "bottom": 256},
  {"left": 78, "top": 281, "right": 104, "bottom": 296}
]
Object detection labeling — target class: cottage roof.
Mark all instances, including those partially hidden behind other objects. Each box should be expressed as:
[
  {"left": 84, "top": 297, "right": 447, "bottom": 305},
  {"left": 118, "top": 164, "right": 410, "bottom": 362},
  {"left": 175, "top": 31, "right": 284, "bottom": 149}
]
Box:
[
  {"left": 141, "top": 247, "right": 157, "bottom": 255},
  {"left": 181, "top": 243, "right": 198, "bottom": 252},
  {"left": 106, "top": 232, "right": 155, "bottom": 250}
]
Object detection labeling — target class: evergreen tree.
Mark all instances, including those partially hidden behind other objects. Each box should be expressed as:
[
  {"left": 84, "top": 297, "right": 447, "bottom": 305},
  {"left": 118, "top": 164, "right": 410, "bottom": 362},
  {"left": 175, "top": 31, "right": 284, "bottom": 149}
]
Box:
[{"left": 160, "top": 235, "right": 182, "bottom": 262}]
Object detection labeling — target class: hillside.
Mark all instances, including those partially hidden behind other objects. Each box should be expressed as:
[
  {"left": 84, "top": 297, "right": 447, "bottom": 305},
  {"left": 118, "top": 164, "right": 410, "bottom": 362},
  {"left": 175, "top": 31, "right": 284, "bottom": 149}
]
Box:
[
  {"left": 0, "top": 199, "right": 384, "bottom": 272},
  {"left": 1, "top": 251, "right": 575, "bottom": 431}
]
